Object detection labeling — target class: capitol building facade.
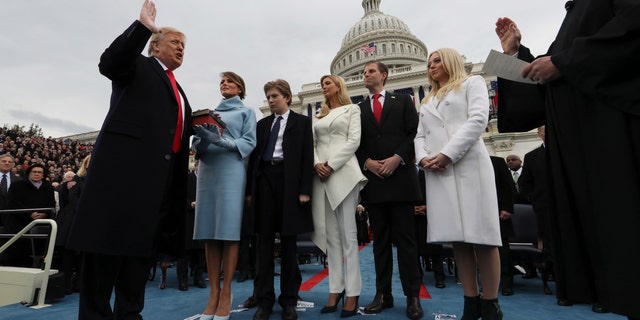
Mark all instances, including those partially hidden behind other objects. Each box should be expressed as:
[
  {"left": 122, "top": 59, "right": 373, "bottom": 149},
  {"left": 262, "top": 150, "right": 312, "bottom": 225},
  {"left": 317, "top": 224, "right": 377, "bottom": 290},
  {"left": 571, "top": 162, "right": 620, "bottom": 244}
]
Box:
[
  {"left": 259, "top": 0, "right": 540, "bottom": 159},
  {"left": 64, "top": 0, "right": 540, "bottom": 161}
]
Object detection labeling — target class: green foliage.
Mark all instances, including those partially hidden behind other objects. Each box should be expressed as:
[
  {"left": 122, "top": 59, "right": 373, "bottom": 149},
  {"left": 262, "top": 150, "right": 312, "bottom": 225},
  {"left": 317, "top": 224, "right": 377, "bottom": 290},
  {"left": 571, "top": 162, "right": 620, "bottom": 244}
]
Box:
[{"left": 1, "top": 123, "right": 43, "bottom": 137}]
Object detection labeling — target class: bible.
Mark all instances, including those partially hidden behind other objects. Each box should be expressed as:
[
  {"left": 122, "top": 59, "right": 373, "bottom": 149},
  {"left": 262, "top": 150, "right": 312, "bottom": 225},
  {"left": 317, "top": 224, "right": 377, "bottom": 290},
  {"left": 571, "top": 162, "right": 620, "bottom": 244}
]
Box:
[{"left": 191, "top": 109, "right": 226, "bottom": 134}]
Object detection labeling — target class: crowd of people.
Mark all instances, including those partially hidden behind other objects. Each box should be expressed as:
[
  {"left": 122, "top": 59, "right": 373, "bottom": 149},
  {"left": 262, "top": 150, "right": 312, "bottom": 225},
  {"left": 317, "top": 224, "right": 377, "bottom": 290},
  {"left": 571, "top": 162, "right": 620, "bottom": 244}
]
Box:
[
  {"left": 0, "top": 127, "right": 93, "bottom": 183},
  {"left": 2, "top": 1, "right": 639, "bottom": 320}
]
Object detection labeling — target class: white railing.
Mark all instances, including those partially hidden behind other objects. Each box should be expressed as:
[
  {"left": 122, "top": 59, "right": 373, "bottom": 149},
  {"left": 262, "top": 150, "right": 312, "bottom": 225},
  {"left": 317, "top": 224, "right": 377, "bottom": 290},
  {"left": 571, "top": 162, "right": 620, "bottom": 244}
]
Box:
[{"left": 0, "top": 210, "right": 57, "bottom": 308}]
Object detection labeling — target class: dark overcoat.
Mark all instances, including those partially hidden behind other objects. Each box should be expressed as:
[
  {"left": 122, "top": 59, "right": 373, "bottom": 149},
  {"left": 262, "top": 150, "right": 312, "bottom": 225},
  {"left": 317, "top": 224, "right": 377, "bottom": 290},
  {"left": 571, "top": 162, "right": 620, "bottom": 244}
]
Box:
[
  {"left": 247, "top": 111, "right": 314, "bottom": 235},
  {"left": 67, "top": 21, "right": 192, "bottom": 258}
]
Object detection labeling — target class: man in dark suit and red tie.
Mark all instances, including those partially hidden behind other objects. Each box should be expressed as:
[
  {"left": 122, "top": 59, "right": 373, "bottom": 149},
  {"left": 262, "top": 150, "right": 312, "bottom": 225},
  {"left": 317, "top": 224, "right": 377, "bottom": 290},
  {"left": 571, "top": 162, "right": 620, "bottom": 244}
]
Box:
[
  {"left": 66, "top": 1, "right": 192, "bottom": 318},
  {"left": 356, "top": 60, "right": 424, "bottom": 320}
]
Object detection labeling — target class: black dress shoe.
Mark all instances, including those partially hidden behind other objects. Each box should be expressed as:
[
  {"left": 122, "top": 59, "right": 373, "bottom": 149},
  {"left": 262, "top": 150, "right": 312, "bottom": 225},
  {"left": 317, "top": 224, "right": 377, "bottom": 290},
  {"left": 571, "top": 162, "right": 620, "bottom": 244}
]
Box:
[
  {"left": 406, "top": 297, "right": 424, "bottom": 320},
  {"left": 364, "top": 292, "right": 393, "bottom": 314},
  {"left": 282, "top": 305, "right": 298, "bottom": 320},
  {"left": 543, "top": 282, "right": 552, "bottom": 295},
  {"left": 238, "top": 272, "right": 250, "bottom": 283},
  {"left": 178, "top": 281, "right": 188, "bottom": 291},
  {"left": 501, "top": 288, "right": 513, "bottom": 296},
  {"left": 557, "top": 298, "right": 573, "bottom": 306},
  {"left": 435, "top": 278, "right": 446, "bottom": 289},
  {"left": 253, "top": 306, "right": 271, "bottom": 320},
  {"left": 244, "top": 296, "right": 258, "bottom": 309},
  {"left": 194, "top": 277, "right": 207, "bottom": 288},
  {"left": 592, "top": 303, "right": 610, "bottom": 313}
]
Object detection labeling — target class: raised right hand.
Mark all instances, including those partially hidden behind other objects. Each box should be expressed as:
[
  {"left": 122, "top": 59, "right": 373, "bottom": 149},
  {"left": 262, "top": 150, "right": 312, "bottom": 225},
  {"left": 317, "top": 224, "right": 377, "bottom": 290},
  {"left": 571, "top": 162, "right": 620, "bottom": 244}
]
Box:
[
  {"left": 495, "top": 17, "right": 521, "bottom": 56},
  {"left": 139, "top": 0, "right": 160, "bottom": 33}
]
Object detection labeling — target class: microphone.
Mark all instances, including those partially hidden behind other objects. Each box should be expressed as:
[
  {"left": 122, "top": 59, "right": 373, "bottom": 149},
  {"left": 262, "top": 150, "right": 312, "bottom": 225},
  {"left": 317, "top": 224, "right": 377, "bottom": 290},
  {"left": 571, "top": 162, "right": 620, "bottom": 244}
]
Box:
[{"left": 565, "top": 0, "right": 575, "bottom": 11}]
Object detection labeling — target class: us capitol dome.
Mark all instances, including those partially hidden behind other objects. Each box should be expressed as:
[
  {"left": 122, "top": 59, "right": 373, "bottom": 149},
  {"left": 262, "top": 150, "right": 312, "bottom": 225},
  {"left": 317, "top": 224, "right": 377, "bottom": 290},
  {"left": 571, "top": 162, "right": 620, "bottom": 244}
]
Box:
[{"left": 331, "top": 0, "right": 428, "bottom": 78}]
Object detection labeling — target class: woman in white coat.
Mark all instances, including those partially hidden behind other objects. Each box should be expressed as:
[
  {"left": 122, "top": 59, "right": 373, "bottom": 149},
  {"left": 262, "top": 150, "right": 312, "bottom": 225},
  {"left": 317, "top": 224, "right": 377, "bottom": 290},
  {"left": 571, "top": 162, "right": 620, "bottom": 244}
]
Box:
[
  {"left": 414, "top": 48, "right": 503, "bottom": 320},
  {"left": 312, "top": 75, "right": 368, "bottom": 318}
]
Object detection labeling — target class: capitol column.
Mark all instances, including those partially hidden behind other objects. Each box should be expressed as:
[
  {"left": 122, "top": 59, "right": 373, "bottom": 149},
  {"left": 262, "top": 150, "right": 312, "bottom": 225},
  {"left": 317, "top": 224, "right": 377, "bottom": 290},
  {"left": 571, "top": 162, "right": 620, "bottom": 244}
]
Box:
[{"left": 412, "top": 85, "right": 421, "bottom": 110}]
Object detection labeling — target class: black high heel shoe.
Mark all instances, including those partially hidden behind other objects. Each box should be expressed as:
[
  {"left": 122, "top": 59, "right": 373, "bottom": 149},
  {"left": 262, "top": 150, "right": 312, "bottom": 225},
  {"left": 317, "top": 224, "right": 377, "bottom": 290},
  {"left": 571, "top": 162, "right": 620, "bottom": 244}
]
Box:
[
  {"left": 340, "top": 296, "right": 359, "bottom": 318},
  {"left": 320, "top": 290, "right": 345, "bottom": 313}
]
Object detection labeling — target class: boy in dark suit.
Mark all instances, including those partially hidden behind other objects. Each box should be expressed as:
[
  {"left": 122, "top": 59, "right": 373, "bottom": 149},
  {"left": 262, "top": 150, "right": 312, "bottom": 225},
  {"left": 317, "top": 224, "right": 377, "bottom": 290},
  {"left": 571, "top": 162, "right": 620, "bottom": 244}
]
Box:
[{"left": 246, "top": 79, "right": 313, "bottom": 320}]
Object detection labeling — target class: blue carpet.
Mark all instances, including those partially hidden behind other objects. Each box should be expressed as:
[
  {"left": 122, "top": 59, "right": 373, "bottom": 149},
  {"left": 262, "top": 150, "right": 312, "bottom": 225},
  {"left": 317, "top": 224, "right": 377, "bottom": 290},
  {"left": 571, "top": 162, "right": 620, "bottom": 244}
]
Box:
[{"left": 0, "top": 244, "right": 625, "bottom": 320}]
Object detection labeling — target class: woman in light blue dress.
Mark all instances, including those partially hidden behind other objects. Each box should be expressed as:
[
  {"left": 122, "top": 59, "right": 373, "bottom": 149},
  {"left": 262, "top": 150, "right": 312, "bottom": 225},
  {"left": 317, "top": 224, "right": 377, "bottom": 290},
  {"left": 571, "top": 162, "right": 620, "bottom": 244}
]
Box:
[{"left": 192, "top": 71, "right": 256, "bottom": 320}]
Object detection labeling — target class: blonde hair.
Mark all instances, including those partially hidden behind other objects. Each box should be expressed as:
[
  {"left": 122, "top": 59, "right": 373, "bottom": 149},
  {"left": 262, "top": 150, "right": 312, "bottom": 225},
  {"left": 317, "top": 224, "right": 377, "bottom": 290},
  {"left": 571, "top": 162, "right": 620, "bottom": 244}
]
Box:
[
  {"left": 147, "top": 27, "right": 185, "bottom": 56},
  {"left": 424, "top": 48, "right": 469, "bottom": 103},
  {"left": 316, "top": 75, "right": 352, "bottom": 119},
  {"left": 77, "top": 154, "right": 91, "bottom": 177}
]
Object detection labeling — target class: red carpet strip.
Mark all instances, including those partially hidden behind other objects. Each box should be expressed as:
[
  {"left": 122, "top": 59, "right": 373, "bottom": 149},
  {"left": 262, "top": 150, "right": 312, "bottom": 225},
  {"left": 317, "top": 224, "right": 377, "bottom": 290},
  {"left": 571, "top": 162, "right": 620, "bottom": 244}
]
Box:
[
  {"left": 419, "top": 283, "right": 431, "bottom": 299},
  {"left": 299, "top": 267, "right": 329, "bottom": 291}
]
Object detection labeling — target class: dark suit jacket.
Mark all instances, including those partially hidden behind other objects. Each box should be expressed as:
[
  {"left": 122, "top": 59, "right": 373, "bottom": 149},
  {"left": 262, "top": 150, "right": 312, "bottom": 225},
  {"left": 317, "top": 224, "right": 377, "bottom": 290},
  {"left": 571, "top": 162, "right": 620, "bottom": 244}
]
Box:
[
  {"left": 518, "top": 144, "right": 550, "bottom": 241},
  {"left": 183, "top": 171, "right": 202, "bottom": 250},
  {"left": 0, "top": 173, "right": 22, "bottom": 227},
  {"left": 247, "top": 111, "right": 314, "bottom": 236},
  {"left": 67, "top": 21, "right": 192, "bottom": 257},
  {"left": 490, "top": 156, "right": 515, "bottom": 239},
  {"left": 496, "top": 45, "right": 546, "bottom": 133},
  {"left": 6, "top": 179, "right": 56, "bottom": 233},
  {"left": 355, "top": 92, "right": 421, "bottom": 204}
]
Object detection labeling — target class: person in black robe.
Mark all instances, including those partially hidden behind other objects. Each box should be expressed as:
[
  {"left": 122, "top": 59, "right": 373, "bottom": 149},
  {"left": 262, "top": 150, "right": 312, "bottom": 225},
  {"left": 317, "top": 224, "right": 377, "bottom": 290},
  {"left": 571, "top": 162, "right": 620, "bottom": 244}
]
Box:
[{"left": 494, "top": 2, "right": 640, "bottom": 318}]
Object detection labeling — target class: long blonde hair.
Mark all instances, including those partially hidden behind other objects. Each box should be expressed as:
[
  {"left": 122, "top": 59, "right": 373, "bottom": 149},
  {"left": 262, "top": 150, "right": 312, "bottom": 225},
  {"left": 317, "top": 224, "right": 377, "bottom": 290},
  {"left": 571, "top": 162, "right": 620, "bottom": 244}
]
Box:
[
  {"left": 423, "top": 48, "right": 469, "bottom": 103},
  {"left": 316, "top": 75, "right": 352, "bottom": 119},
  {"left": 77, "top": 154, "right": 91, "bottom": 177}
]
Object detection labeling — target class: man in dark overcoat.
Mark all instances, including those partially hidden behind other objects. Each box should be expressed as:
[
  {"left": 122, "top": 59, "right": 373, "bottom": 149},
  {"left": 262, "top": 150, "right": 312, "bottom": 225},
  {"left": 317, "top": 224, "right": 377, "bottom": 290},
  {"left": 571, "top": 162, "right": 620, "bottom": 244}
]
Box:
[{"left": 66, "top": 1, "right": 192, "bottom": 318}]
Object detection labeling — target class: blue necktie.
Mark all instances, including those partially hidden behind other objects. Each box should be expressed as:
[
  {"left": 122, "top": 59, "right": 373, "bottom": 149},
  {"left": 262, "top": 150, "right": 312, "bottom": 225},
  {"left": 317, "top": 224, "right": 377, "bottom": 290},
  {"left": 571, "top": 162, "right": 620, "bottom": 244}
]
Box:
[{"left": 262, "top": 116, "right": 282, "bottom": 161}]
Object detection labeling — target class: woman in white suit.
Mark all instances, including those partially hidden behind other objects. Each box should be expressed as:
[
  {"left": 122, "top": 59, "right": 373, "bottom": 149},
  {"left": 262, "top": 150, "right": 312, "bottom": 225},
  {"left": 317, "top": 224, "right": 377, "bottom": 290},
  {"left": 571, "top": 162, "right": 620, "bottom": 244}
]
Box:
[
  {"left": 312, "top": 75, "right": 368, "bottom": 318},
  {"left": 414, "top": 48, "right": 503, "bottom": 320}
]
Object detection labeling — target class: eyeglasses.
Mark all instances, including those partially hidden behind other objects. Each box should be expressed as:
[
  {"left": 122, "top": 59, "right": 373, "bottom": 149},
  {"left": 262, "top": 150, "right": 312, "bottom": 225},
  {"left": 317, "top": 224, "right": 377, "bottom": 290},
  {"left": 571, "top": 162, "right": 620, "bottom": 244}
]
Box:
[{"left": 30, "top": 171, "right": 44, "bottom": 175}]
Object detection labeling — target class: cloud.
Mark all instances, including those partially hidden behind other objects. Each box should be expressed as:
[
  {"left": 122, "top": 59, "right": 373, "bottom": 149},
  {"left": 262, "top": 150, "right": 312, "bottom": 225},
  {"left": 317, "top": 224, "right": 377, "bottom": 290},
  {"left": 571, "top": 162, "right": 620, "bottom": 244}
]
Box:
[{"left": 4, "top": 108, "right": 95, "bottom": 137}]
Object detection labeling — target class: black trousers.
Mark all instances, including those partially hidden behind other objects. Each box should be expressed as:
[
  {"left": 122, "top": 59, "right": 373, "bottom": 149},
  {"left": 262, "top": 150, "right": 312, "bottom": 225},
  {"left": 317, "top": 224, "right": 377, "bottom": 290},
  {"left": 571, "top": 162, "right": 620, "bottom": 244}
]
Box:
[
  {"left": 499, "top": 238, "right": 513, "bottom": 289},
  {"left": 78, "top": 252, "right": 151, "bottom": 320},
  {"left": 238, "top": 234, "right": 257, "bottom": 275},
  {"left": 367, "top": 202, "right": 421, "bottom": 297},
  {"left": 253, "top": 163, "right": 301, "bottom": 310},
  {"left": 177, "top": 249, "right": 205, "bottom": 282}
]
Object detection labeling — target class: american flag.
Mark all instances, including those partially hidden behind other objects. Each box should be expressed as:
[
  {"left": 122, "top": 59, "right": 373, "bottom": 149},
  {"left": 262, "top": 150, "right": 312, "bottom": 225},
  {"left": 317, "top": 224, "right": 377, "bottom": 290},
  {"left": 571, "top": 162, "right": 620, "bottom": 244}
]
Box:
[{"left": 360, "top": 42, "right": 376, "bottom": 54}]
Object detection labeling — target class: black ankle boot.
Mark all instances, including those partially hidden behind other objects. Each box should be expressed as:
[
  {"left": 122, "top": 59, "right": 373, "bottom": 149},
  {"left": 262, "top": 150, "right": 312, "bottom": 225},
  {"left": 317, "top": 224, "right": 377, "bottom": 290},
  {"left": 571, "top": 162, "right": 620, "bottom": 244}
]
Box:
[
  {"left": 461, "top": 295, "right": 481, "bottom": 320},
  {"left": 480, "top": 298, "right": 503, "bottom": 320}
]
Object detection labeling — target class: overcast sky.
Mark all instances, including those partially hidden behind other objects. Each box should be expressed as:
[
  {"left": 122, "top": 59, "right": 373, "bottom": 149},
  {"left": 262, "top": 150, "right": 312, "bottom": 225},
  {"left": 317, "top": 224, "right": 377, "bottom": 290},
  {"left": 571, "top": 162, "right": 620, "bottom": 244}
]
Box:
[{"left": 1, "top": 0, "right": 566, "bottom": 138}]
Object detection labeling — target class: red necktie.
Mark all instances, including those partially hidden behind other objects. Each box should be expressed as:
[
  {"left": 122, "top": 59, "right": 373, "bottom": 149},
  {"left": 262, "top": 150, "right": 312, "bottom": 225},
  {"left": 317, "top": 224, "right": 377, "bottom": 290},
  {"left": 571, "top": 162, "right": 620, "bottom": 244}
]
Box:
[
  {"left": 373, "top": 93, "right": 382, "bottom": 124},
  {"left": 166, "top": 69, "right": 183, "bottom": 153}
]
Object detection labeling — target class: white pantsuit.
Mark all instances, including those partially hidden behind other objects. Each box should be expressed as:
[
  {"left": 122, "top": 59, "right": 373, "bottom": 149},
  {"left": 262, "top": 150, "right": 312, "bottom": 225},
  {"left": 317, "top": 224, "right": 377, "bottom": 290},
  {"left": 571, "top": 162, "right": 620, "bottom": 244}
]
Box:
[
  {"left": 319, "top": 185, "right": 362, "bottom": 295},
  {"left": 311, "top": 104, "right": 368, "bottom": 297}
]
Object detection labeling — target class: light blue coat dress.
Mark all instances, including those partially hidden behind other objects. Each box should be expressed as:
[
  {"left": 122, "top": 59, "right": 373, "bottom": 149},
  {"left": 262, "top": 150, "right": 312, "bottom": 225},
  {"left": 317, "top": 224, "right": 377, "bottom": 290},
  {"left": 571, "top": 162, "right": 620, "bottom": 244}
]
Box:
[{"left": 192, "top": 96, "right": 257, "bottom": 240}]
